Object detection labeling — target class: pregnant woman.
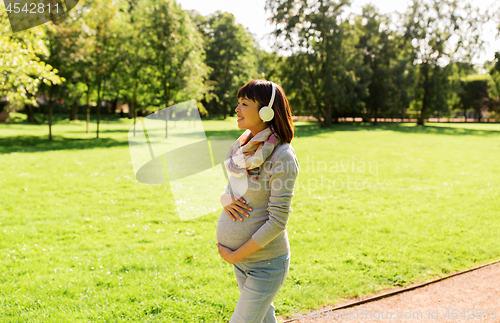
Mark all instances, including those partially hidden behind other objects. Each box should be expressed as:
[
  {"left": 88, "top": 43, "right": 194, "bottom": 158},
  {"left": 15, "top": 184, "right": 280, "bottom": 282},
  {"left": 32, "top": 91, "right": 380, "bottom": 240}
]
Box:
[{"left": 215, "top": 79, "right": 299, "bottom": 323}]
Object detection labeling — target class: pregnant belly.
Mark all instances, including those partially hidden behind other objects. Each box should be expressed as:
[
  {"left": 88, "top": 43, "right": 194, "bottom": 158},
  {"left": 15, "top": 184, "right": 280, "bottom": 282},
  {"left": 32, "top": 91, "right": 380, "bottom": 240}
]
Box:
[{"left": 216, "top": 208, "right": 267, "bottom": 251}]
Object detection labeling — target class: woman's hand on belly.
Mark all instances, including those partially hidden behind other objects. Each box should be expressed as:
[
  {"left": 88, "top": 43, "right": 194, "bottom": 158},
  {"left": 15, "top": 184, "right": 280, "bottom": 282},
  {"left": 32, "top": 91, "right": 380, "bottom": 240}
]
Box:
[
  {"left": 215, "top": 243, "right": 237, "bottom": 264},
  {"left": 220, "top": 193, "right": 253, "bottom": 222}
]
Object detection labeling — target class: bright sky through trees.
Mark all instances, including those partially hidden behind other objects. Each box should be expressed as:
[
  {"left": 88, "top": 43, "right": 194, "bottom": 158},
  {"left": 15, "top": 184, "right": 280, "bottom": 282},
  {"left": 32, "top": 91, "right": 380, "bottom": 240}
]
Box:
[{"left": 177, "top": 0, "right": 500, "bottom": 66}]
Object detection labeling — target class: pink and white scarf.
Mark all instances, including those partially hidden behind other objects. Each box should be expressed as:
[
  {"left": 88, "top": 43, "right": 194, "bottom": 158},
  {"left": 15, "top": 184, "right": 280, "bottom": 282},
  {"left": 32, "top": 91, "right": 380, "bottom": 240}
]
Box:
[{"left": 224, "top": 127, "right": 281, "bottom": 180}]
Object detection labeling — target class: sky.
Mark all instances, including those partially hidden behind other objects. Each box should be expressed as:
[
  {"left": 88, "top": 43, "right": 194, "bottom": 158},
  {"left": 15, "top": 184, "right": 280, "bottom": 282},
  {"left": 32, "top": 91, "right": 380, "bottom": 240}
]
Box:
[{"left": 176, "top": 0, "right": 500, "bottom": 67}]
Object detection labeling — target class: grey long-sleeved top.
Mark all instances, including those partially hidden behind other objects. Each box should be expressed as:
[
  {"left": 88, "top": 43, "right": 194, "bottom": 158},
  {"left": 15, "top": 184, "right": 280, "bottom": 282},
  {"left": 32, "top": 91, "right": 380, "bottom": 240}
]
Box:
[{"left": 216, "top": 142, "right": 299, "bottom": 263}]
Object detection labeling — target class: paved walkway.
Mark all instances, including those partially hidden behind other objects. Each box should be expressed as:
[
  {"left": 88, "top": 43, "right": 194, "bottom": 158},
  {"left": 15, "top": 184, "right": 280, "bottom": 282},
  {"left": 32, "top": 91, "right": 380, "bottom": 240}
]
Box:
[{"left": 277, "top": 261, "right": 500, "bottom": 323}]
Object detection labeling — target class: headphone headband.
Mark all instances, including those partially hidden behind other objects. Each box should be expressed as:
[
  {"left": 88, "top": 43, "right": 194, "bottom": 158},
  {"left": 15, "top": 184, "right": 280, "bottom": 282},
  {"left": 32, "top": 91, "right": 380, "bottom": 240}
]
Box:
[
  {"left": 256, "top": 80, "right": 276, "bottom": 122},
  {"left": 268, "top": 82, "right": 276, "bottom": 109}
]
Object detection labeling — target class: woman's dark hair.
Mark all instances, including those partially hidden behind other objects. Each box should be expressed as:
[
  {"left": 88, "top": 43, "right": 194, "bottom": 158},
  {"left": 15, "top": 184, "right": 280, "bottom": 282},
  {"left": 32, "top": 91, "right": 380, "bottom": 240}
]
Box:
[{"left": 237, "top": 79, "right": 295, "bottom": 144}]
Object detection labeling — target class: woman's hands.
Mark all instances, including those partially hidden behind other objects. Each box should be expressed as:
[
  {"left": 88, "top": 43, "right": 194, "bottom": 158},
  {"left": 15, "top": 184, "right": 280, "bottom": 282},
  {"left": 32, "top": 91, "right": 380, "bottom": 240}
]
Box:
[
  {"left": 220, "top": 193, "right": 253, "bottom": 222},
  {"left": 216, "top": 243, "right": 236, "bottom": 264}
]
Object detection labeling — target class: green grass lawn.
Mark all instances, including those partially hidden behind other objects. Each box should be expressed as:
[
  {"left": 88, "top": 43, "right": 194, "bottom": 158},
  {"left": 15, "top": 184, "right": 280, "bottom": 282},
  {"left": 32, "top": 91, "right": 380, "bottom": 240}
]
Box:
[{"left": 1, "top": 112, "right": 499, "bottom": 322}]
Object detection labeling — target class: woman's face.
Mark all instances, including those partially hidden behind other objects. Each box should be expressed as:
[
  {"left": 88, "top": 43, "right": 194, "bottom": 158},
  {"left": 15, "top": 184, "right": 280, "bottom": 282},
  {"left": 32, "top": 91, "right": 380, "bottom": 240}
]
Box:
[{"left": 235, "top": 96, "right": 268, "bottom": 136}]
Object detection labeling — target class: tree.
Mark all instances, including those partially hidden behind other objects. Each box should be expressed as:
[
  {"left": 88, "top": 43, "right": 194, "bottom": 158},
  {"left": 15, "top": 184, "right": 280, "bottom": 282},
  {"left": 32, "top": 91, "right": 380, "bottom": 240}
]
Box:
[
  {"left": 457, "top": 78, "right": 489, "bottom": 122},
  {"left": 47, "top": 8, "right": 97, "bottom": 125},
  {"left": 402, "top": 0, "right": 488, "bottom": 126},
  {"left": 0, "top": 7, "right": 63, "bottom": 124},
  {"left": 133, "top": 0, "right": 211, "bottom": 137},
  {"left": 84, "top": 0, "right": 125, "bottom": 138},
  {"left": 355, "top": 5, "right": 405, "bottom": 125},
  {"left": 265, "top": 0, "right": 366, "bottom": 127},
  {"left": 485, "top": 53, "right": 500, "bottom": 119},
  {"left": 38, "top": 19, "right": 75, "bottom": 140},
  {"left": 192, "top": 10, "right": 258, "bottom": 119},
  {"left": 113, "top": 0, "right": 161, "bottom": 136}
]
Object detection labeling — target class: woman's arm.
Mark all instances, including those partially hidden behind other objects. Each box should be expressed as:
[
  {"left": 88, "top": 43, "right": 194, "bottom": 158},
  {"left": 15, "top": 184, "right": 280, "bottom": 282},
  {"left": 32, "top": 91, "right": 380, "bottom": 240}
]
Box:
[
  {"left": 218, "top": 147, "right": 299, "bottom": 264},
  {"left": 230, "top": 237, "right": 262, "bottom": 263},
  {"left": 251, "top": 147, "right": 299, "bottom": 248},
  {"left": 216, "top": 238, "right": 261, "bottom": 264}
]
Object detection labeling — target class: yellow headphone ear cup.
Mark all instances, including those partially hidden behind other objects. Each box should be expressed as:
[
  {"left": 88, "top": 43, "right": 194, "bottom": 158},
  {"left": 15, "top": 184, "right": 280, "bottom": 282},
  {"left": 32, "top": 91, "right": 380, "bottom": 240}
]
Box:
[{"left": 259, "top": 105, "right": 275, "bottom": 122}]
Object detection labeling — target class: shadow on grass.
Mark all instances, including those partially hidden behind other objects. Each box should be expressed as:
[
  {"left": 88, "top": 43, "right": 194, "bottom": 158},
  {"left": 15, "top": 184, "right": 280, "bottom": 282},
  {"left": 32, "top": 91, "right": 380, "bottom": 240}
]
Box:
[
  {"left": 203, "top": 121, "right": 500, "bottom": 141},
  {"left": 0, "top": 135, "right": 129, "bottom": 154},
  {"left": 65, "top": 129, "right": 133, "bottom": 134},
  {"left": 288, "top": 121, "right": 500, "bottom": 138},
  {"left": 3, "top": 117, "right": 499, "bottom": 155},
  {"left": 6, "top": 112, "right": 128, "bottom": 125}
]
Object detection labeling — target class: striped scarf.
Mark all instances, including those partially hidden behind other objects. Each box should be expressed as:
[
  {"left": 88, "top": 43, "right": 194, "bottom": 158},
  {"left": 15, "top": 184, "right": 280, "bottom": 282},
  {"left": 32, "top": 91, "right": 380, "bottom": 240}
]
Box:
[{"left": 224, "top": 127, "right": 281, "bottom": 180}]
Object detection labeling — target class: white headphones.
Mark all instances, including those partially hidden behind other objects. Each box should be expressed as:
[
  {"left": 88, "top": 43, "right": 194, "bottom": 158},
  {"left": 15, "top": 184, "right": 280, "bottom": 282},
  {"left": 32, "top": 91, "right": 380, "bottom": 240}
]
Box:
[{"left": 258, "top": 82, "right": 276, "bottom": 122}]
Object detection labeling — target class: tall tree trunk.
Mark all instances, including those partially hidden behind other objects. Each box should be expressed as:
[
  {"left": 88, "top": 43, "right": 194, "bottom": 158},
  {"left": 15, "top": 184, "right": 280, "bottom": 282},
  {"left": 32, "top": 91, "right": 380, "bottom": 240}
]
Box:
[
  {"left": 134, "top": 97, "right": 138, "bottom": 136},
  {"left": 126, "top": 96, "right": 133, "bottom": 119},
  {"left": 25, "top": 104, "right": 39, "bottom": 123},
  {"left": 320, "top": 104, "right": 332, "bottom": 127},
  {"left": 96, "top": 82, "right": 101, "bottom": 139},
  {"left": 221, "top": 50, "right": 233, "bottom": 120},
  {"left": 112, "top": 94, "right": 119, "bottom": 115},
  {"left": 42, "top": 93, "right": 47, "bottom": 123},
  {"left": 418, "top": 63, "right": 430, "bottom": 126},
  {"left": 162, "top": 75, "right": 170, "bottom": 139},
  {"left": 372, "top": 106, "right": 378, "bottom": 126},
  {"left": 48, "top": 97, "right": 54, "bottom": 141},
  {"left": 324, "top": 97, "right": 332, "bottom": 126},
  {"left": 70, "top": 100, "right": 79, "bottom": 121},
  {"left": 48, "top": 104, "right": 53, "bottom": 140},
  {"left": 132, "top": 82, "right": 138, "bottom": 137},
  {"left": 42, "top": 102, "right": 46, "bottom": 123},
  {"left": 86, "top": 84, "right": 91, "bottom": 134}
]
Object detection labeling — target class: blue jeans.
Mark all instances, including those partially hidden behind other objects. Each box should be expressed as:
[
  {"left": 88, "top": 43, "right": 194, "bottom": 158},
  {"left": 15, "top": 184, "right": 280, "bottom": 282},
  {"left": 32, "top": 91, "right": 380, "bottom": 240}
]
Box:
[{"left": 230, "top": 252, "right": 291, "bottom": 323}]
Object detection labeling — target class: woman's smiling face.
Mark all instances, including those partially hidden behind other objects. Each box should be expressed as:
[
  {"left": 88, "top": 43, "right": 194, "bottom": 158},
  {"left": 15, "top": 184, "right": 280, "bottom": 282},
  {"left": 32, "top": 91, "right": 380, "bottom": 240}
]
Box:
[{"left": 236, "top": 97, "right": 268, "bottom": 136}]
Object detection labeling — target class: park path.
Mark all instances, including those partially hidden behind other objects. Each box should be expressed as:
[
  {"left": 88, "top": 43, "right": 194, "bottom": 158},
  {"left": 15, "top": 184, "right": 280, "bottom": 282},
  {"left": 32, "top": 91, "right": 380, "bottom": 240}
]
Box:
[{"left": 277, "top": 261, "right": 500, "bottom": 323}]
